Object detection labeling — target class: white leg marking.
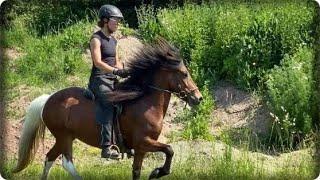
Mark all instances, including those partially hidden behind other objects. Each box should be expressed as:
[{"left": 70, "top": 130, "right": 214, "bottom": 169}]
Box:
[
  {"left": 62, "top": 155, "right": 82, "bottom": 180},
  {"left": 41, "top": 157, "right": 54, "bottom": 180}
]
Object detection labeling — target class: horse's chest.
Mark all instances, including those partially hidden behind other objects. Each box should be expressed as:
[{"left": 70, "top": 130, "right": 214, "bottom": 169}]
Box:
[{"left": 145, "top": 108, "right": 162, "bottom": 120}]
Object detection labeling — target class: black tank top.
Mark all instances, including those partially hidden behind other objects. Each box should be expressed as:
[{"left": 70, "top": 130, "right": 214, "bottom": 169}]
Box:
[{"left": 90, "top": 30, "right": 117, "bottom": 79}]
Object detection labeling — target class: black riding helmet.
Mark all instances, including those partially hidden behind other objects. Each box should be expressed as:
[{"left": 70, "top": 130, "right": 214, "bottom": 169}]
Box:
[{"left": 98, "top": 4, "right": 123, "bottom": 20}]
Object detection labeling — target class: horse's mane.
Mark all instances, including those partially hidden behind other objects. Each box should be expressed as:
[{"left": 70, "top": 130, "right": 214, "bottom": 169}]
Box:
[{"left": 106, "top": 37, "right": 182, "bottom": 103}]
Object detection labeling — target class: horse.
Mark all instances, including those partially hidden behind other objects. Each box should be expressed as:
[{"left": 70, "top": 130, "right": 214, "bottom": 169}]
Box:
[{"left": 12, "top": 38, "right": 203, "bottom": 180}]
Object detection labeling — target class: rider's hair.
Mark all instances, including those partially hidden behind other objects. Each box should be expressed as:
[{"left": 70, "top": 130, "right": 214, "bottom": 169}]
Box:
[{"left": 98, "top": 19, "right": 107, "bottom": 28}]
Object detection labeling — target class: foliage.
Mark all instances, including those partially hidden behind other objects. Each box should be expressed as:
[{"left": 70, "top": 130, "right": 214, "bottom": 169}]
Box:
[
  {"left": 136, "top": 1, "right": 318, "bottom": 145},
  {"left": 157, "top": 1, "right": 315, "bottom": 89},
  {"left": 3, "top": 17, "right": 93, "bottom": 86},
  {"left": 266, "top": 47, "right": 315, "bottom": 147},
  {"left": 1, "top": 0, "right": 116, "bottom": 36},
  {"left": 136, "top": 5, "right": 165, "bottom": 42},
  {"left": 180, "top": 85, "right": 214, "bottom": 140}
]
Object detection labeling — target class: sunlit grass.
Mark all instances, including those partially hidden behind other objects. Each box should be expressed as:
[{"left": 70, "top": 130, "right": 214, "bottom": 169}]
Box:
[{"left": 2, "top": 140, "right": 316, "bottom": 180}]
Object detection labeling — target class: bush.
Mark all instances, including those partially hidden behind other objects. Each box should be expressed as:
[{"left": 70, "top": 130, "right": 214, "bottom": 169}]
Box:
[
  {"left": 136, "top": 4, "right": 165, "bottom": 42},
  {"left": 137, "top": 1, "right": 316, "bottom": 89},
  {"left": 265, "top": 47, "right": 315, "bottom": 147},
  {"left": 181, "top": 85, "right": 214, "bottom": 140},
  {"left": 136, "top": 1, "right": 318, "bottom": 146}
]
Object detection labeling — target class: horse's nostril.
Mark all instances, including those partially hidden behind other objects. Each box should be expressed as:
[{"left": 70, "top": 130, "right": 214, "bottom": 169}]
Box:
[{"left": 199, "top": 97, "right": 203, "bottom": 102}]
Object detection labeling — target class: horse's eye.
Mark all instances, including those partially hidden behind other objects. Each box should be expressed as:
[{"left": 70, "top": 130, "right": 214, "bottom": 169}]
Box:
[{"left": 183, "top": 72, "right": 188, "bottom": 78}]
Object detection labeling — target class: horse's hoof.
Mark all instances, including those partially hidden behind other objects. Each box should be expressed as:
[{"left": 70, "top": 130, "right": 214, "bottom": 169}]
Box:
[
  {"left": 148, "top": 167, "right": 170, "bottom": 179},
  {"left": 148, "top": 168, "right": 160, "bottom": 179}
]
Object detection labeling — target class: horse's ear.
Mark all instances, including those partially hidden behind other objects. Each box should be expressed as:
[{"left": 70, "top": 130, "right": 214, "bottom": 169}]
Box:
[
  {"left": 155, "top": 36, "right": 168, "bottom": 45},
  {"left": 155, "top": 36, "right": 170, "bottom": 51}
]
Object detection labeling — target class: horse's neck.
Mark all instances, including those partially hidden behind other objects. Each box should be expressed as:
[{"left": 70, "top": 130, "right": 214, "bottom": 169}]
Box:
[
  {"left": 139, "top": 74, "right": 171, "bottom": 117},
  {"left": 149, "top": 90, "right": 171, "bottom": 117}
]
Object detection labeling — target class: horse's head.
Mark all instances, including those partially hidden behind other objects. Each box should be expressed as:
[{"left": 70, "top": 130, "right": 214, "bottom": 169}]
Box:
[
  {"left": 124, "top": 37, "right": 202, "bottom": 106},
  {"left": 156, "top": 38, "right": 203, "bottom": 106}
]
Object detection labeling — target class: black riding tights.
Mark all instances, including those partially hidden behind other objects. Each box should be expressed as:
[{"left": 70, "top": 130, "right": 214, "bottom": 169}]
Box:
[{"left": 89, "top": 76, "right": 116, "bottom": 147}]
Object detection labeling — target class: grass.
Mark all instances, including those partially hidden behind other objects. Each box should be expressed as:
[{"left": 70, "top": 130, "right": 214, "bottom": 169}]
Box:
[
  {"left": 1, "top": 140, "right": 316, "bottom": 179},
  {"left": 2, "top": 16, "right": 93, "bottom": 88}
]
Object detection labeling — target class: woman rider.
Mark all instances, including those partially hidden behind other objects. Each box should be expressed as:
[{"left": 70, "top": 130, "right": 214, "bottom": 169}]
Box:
[{"left": 88, "top": 4, "right": 128, "bottom": 159}]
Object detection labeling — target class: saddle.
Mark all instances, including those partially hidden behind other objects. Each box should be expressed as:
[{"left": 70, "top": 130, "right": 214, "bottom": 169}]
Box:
[{"left": 83, "top": 88, "right": 134, "bottom": 159}]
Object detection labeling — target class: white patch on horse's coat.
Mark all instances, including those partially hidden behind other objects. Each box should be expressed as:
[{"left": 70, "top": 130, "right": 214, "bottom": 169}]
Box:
[
  {"left": 62, "top": 155, "right": 81, "bottom": 179},
  {"left": 63, "top": 97, "right": 80, "bottom": 109},
  {"left": 41, "top": 157, "right": 54, "bottom": 180},
  {"left": 315, "top": 174, "right": 320, "bottom": 180}
]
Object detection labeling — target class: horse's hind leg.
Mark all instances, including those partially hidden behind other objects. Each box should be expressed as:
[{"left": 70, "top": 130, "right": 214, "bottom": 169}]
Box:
[
  {"left": 137, "top": 138, "right": 174, "bottom": 179},
  {"left": 132, "top": 152, "right": 146, "bottom": 180},
  {"left": 41, "top": 142, "right": 62, "bottom": 180},
  {"left": 61, "top": 136, "right": 82, "bottom": 180},
  {"left": 62, "top": 155, "right": 82, "bottom": 180}
]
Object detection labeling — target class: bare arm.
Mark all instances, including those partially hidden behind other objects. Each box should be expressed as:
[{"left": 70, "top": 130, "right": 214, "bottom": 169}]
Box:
[
  {"left": 90, "top": 38, "right": 117, "bottom": 73},
  {"left": 115, "top": 43, "right": 124, "bottom": 69}
]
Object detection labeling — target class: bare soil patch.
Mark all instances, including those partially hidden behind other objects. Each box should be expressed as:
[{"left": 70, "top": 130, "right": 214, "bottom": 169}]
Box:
[
  {"left": 211, "top": 81, "right": 272, "bottom": 136},
  {"left": 4, "top": 48, "right": 24, "bottom": 61}
]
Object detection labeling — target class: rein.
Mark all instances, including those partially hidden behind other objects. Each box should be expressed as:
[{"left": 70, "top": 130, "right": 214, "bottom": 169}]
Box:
[{"left": 148, "top": 85, "right": 198, "bottom": 99}]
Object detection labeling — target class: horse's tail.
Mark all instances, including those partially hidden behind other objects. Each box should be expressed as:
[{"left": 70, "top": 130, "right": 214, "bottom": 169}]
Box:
[{"left": 12, "top": 94, "right": 51, "bottom": 173}]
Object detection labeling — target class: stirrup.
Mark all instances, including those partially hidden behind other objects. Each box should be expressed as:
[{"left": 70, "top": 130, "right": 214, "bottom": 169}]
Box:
[
  {"left": 108, "top": 144, "right": 120, "bottom": 153},
  {"left": 107, "top": 145, "right": 121, "bottom": 160}
]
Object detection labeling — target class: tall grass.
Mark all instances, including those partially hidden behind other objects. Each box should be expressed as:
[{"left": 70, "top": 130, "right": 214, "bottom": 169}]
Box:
[{"left": 3, "top": 16, "right": 94, "bottom": 88}]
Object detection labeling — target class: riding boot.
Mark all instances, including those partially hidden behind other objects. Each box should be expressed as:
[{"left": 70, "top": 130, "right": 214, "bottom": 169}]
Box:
[{"left": 100, "top": 123, "right": 120, "bottom": 159}]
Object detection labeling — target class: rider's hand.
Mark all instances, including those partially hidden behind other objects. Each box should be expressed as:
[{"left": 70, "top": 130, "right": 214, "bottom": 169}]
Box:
[{"left": 113, "top": 68, "right": 130, "bottom": 78}]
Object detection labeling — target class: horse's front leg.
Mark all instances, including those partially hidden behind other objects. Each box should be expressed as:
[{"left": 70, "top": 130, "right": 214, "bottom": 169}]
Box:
[{"left": 139, "top": 138, "right": 174, "bottom": 179}]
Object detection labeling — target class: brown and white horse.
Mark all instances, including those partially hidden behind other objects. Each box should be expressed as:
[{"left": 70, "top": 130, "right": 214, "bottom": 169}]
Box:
[{"left": 12, "top": 38, "right": 202, "bottom": 180}]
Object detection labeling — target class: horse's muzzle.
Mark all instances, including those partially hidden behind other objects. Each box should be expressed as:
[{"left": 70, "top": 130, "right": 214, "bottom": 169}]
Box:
[{"left": 187, "top": 93, "right": 203, "bottom": 106}]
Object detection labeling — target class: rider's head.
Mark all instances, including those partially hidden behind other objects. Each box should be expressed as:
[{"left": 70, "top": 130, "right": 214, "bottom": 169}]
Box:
[{"left": 98, "top": 4, "right": 123, "bottom": 33}]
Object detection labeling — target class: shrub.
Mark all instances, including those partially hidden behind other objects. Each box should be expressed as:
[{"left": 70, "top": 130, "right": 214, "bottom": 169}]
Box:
[
  {"left": 137, "top": 1, "right": 316, "bottom": 89},
  {"left": 137, "top": 1, "right": 317, "bottom": 146},
  {"left": 265, "top": 47, "right": 315, "bottom": 147},
  {"left": 136, "top": 5, "right": 165, "bottom": 42},
  {"left": 182, "top": 85, "right": 214, "bottom": 140}
]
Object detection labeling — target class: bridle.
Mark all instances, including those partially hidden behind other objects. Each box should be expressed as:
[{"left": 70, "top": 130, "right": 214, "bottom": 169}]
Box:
[
  {"left": 148, "top": 85, "right": 198, "bottom": 99},
  {"left": 148, "top": 60, "right": 199, "bottom": 99}
]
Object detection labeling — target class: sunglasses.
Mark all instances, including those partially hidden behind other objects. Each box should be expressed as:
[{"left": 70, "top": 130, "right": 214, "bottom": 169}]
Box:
[{"left": 109, "top": 17, "right": 122, "bottom": 23}]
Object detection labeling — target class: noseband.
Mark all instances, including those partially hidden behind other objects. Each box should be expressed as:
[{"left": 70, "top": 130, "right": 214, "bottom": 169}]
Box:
[{"left": 148, "top": 85, "right": 198, "bottom": 99}]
